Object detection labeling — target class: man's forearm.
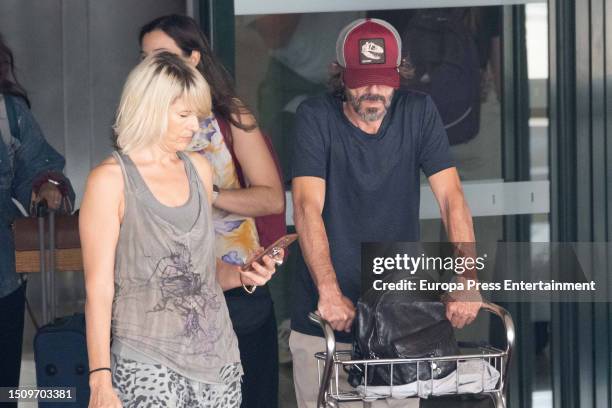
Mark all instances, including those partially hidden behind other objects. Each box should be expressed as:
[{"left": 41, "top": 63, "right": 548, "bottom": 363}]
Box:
[
  {"left": 294, "top": 204, "right": 340, "bottom": 295},
  {"left": 442, "top": 194, "right": 477, "bottom": 280},
  {"left": 214, "top": 186, "right": 284, "bottom": 217}
]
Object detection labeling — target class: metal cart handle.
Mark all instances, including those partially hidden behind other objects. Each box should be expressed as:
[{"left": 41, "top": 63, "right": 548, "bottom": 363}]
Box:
[
  {"left": 308, "top": 312, "right": 338, "bottom": 408},
  {"left": 480, "top": 302, "right": 515, "bottom": 403},
  {"left": 308, "top": 302, "right": 515, "bottom": 408}
]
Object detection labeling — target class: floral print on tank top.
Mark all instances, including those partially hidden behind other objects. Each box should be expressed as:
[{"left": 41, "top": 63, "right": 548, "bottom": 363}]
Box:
[{"left": 189, "top": 114, "right": 260, "bottom": 265}]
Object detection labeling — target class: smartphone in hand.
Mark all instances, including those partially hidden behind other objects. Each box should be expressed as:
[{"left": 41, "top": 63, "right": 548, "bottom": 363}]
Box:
[{"left": 240, "top": 233, "right": 298, "bottom": 271}]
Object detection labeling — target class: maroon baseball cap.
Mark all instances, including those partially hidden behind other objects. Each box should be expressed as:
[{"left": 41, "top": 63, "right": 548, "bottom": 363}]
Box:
[{"left": 336, "top": 18, "right": 402, "bottom": 89}]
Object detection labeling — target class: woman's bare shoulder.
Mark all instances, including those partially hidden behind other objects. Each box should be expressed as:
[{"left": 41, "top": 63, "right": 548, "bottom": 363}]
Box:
[
  {"left": 185, "top": 151, "right": 213, "bottom": 186},
  {"left": 86, "top": 155, "right": 124, "bottom": 190},
  {"left": 185, "top": 151, "right": 212, "bottom": 173}
]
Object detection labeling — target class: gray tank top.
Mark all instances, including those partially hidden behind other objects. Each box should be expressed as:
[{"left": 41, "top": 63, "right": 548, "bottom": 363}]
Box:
[
  {"left": 110, "top": 151, "right": 242, "bottom": 384},
  {"left": 119, "top": 153, "right": 198, "bottom": 231}
]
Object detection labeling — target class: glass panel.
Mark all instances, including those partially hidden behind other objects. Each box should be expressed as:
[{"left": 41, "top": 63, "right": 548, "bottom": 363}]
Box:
[
  {"left": 415, "top": 5, "right": 504, "bottom": 247},
  {"left": 526, "top": 3, "right": 552, "bottom": 407}
]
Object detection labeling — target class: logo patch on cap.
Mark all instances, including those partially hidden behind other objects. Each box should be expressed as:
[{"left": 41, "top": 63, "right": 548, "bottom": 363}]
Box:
[{"left": 359, "top": 38, "right": 386, "bottom": 64}]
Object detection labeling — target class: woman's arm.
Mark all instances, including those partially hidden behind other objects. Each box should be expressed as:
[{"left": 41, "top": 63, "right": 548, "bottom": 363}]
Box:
[
  {"left": 79, "top": 158, "right": 123, "bottom": 407},
  {"left": 8, "top": 96, "right": 75, "bottom": 211},
  {"left": 213, "top": 112, "right": 284, "bottom": 217},
  {"left": 215, "top": 254, "right": 283, "bottom": 291},
  {"left": 187, "top": 152, "right": 281, "bottom": 290}
]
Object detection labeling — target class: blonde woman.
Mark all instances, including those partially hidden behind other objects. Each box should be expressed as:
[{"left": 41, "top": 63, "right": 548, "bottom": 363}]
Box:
[
  {"left": 138, "top": 17, "right": 285, "bottom": 408},
  {"left": 81, "top": 52, "right": 279, "bottom": 408}
]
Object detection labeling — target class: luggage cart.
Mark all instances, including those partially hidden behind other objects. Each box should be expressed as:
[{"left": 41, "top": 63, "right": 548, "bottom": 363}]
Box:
[{"left": 309, "top": 302, "right": 515, "bottom": 408}]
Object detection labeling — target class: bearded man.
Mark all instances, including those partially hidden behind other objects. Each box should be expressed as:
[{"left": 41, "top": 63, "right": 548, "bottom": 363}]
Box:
[{"left": 289, "top": 18, "right": 482, "bottom": 408}]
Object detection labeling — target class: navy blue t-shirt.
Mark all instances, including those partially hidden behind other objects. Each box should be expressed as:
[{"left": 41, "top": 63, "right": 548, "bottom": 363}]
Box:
[{"left": 290, "top": 90, "right": 454, "bottom": 341}]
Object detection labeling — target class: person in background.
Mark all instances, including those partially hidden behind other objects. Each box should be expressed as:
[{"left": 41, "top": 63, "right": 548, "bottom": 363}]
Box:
[
  {"left": 81, "top": 52, "right": 280, "bottom": 407},
  {"left": 251, "top": 12, "right": 363, "bottom": 182},
  {"left": 0, "top": 34, "right": 74, "bottom": 406},
  {"left": 139, "top": 15, "right": 285, "bottom": 408}
]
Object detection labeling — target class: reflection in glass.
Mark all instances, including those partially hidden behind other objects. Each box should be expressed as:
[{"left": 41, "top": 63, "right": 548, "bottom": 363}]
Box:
[{"left": 526, "top": 3, "right": 552, "bottom": 408}]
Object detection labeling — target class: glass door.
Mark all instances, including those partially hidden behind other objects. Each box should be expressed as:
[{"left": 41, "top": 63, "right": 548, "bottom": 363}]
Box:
[{"left": 222, "top": 1, "right": 553, "bottom": 406}]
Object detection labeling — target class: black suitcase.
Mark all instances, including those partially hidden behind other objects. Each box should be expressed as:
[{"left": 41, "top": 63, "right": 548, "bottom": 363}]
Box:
[
  {"left": 34, "top": 314, "right": 89, "bottom": 407},
  {"left": 31, "top": 204, "right": 89, "bottom": 407}
]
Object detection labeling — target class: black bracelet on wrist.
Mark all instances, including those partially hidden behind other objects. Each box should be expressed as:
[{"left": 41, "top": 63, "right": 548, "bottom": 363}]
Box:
[{"left": 89, "top": 367, "right": 112, "bottom": 376}]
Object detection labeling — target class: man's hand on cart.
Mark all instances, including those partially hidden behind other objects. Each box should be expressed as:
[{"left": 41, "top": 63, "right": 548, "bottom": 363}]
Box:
[
  {"left": 317, "top": 286, "right": 356, "bottom": 332},
  {"left": 443, "top": 283, "right": 483, "bottom": 329}
]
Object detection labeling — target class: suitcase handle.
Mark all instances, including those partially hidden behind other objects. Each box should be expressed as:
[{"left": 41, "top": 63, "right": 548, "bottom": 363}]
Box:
[{"left": 37, "top": 200, "right": 57, "bottom": 324}]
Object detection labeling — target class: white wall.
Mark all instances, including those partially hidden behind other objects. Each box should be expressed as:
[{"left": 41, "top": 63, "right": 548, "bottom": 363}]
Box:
[{"left": 1, "top": 0, "right": 186, "bottom": 207}]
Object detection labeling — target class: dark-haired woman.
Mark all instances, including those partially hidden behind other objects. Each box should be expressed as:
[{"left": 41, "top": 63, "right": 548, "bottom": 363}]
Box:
[
  {"left": 139, "top": 15, "right": 284, "bottom": 408},
  {"left": 0, "top": 34, "right": 74, "bottom": 405}
]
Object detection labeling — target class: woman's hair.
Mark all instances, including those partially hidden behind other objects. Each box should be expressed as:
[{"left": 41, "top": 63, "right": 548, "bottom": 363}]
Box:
[
  {"left": 0, "top": 34, "right": 30, "bottom": 106},
  {"left": 139, "top": 14, "right": 255, "bottom": 131},
  {"left": 114, "top": 52, "right": 211, "bottom": 153},
  {"left": 327, "top": 58, "right": 415, "bottom": 100}
]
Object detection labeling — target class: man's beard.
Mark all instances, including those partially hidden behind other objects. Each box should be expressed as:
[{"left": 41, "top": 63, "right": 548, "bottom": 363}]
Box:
[{"left": 346, "top": 91, "right": 393, "bottom": 122}]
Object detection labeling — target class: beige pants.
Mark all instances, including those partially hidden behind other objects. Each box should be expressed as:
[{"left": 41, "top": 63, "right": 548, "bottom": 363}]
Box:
[{"left": 290, "top": 330, "right": 419, "bottom": 408}]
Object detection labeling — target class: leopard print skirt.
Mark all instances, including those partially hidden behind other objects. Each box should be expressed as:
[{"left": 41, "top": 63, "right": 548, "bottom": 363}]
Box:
[{"left": 112, "top": 355, "right": 241, "bottom": 407}]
